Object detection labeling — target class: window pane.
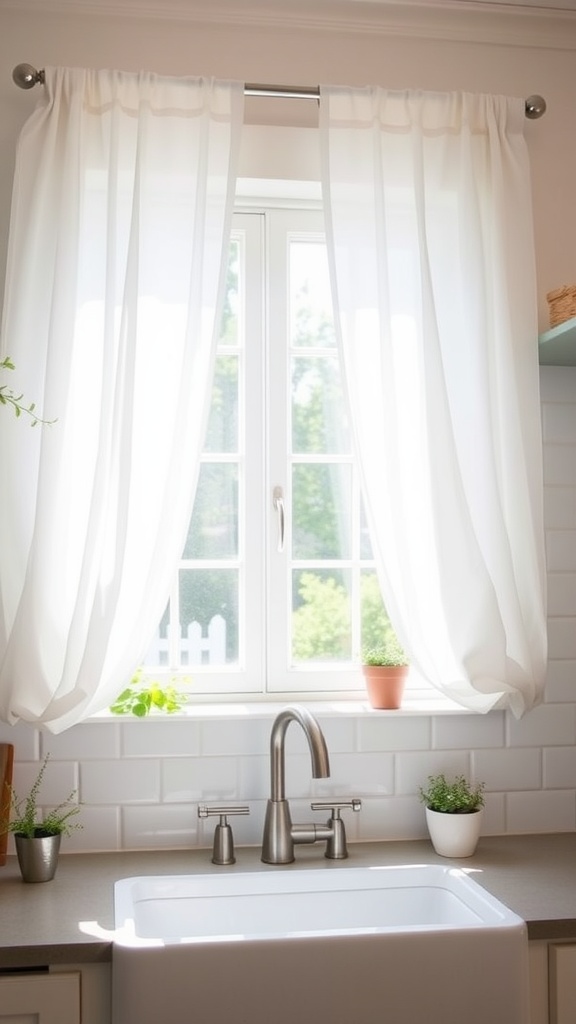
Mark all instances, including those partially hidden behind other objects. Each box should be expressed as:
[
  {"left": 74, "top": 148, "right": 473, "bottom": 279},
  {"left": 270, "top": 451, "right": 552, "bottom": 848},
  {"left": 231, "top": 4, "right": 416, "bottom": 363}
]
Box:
[
  {"left": 179, "top": 568, "right": 239, "bottom": 664},
  {"left": 360, "top": 498, "right": 373, "bottom": 560},
  {"left": 204, "top": 354, "right": 238, "bottom": 453},
  {"left": 291, "top": 355, "right": 350, "bottom": 455},
  {"left": 183, "top": 463, "right": 238, "bottom": 559},
  {"left": 292, "top": 569, "right": 352, "bottom": 662},
  {"left": 220, "top": 238, "right": 240, "bottom": 347},
  {"left": 290, "top": 241, "right": 336, "bottom": 349},
  {"left": 361, "top": 570, "right": 392, "bottom": 654},
  {"left": 292, "top": 463, "right": 352, "bottom": 560}
]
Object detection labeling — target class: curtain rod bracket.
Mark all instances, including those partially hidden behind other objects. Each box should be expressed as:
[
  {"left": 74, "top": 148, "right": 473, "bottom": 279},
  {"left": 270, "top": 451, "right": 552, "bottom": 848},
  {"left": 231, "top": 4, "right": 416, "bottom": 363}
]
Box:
[{"left": 11, "top": 64, "right": 547, "bottom": 119}]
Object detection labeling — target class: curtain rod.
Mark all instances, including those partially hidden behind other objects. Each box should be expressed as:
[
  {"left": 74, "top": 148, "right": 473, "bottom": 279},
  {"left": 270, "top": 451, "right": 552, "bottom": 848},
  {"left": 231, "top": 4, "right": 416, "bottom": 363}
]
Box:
[{"left": 12, "top": 63, "right": 547, "bottom": 119}]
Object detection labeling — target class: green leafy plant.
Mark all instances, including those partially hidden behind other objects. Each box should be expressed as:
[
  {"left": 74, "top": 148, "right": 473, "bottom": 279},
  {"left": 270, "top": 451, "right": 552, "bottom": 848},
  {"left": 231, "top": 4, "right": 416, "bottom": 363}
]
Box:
[
  {"left": 419, "top": 773, "right": 485, "bottom": 814},
  {"left": 110, "top": 668, "right": 188, "bottom": 717},
  {"left": 4, "top": 754, "right": 82, "bottom": 838},
  {"left": 363, "top": 629, "right": 408, "bottom": 667},
  {"left": 0, "top": 356, "right": 54, "bottom": 426}
]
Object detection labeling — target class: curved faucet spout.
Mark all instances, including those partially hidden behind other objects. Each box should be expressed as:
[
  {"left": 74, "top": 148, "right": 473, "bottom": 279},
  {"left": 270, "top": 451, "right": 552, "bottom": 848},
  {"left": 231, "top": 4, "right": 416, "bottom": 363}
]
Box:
[
  {"left": 270, "top": 705, "right": 330, "bottom": 802},
  {"left": 262, "top": 705, "right": 331, "bottom": 863}
]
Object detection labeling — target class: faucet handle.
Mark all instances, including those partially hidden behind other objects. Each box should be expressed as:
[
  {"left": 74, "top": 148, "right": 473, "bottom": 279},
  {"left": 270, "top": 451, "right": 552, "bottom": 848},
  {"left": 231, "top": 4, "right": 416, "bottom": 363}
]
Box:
[
  {"left": 311, "top": 798, "right": 362, "bottom": 815},
  {"left": 198, "top": 804, "right": 250, "bottom": 865},
  {"left": 310, "top": 798, "right": 362, "bottom": 860}
]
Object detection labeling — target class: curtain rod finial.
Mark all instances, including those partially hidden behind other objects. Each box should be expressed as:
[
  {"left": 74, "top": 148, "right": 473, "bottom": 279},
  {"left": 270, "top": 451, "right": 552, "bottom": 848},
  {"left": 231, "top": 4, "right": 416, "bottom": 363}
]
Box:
[
  {"left": 525, "top": 94, "right": 546, "bottom": 119},
  {"left": 12, "top": 64, "right": 44, "bottom": 90}
]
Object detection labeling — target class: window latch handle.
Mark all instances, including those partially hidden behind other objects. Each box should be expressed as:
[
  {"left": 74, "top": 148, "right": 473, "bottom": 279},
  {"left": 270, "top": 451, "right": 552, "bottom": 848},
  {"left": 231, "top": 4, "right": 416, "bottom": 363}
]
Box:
[{"left": 273, "top": 485, "right": 285, "bottom": 552}]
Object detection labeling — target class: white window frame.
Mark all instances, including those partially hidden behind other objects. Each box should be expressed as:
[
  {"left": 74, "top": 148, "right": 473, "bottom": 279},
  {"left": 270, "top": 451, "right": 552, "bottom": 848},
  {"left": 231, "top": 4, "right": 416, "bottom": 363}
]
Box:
[{"left": 141, "top": 173, "right": 442, "bottom": 707}]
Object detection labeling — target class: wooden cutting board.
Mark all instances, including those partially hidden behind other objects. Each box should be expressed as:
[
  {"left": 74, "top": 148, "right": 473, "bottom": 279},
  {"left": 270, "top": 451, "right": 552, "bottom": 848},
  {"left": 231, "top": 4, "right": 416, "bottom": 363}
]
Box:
[{"left": 0, "top": 744, "right": 14, "bottom": 866}]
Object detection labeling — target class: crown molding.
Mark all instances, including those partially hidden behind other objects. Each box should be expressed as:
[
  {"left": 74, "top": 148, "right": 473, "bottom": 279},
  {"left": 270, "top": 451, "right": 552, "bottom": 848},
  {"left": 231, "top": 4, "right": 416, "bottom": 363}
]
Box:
[{"left": 3, "top": 0, "right": 576, "bottom": 49}]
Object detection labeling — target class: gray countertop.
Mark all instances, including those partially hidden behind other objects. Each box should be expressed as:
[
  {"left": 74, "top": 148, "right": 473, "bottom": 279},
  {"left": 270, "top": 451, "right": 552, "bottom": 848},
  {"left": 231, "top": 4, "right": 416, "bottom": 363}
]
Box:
[{"left": 1, "top": 834, "right": 576, "bottom": 968}]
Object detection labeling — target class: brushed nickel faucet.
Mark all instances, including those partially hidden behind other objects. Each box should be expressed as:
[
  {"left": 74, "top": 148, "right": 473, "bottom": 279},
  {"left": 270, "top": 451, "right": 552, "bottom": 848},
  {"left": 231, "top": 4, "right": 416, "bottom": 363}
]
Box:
[{"left": 261, "top": 705, "right": 361, "bottom": 864}]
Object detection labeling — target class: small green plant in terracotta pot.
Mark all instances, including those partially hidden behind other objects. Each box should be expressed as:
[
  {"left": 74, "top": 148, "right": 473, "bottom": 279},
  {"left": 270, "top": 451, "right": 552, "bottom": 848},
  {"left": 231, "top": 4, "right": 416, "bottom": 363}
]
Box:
[
  {"left": 4, "top": 754, "right": 81, "bottom": 881},
  {"left": 419, "top": 773, "right": 485, "bottom": 858},
  {"left": 362, "top": 630, "right": 409, "bottom": 709}
]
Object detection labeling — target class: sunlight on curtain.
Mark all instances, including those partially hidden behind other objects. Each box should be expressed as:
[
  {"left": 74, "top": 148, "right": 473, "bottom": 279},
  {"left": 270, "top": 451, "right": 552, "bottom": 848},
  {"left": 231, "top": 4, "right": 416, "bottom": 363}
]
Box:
[
  {"left": 320, "top": 87, "right": 547, "bottom": 716},
  {"left": 0, "top": 67, "right": 243, "bottom": 731}
]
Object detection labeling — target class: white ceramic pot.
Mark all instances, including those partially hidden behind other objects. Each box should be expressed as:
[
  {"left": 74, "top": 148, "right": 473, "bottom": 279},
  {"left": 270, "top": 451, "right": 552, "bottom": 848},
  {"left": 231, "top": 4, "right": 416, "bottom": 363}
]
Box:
[{"left": 425, "top": 807, "right": 483, "bottom": 858}]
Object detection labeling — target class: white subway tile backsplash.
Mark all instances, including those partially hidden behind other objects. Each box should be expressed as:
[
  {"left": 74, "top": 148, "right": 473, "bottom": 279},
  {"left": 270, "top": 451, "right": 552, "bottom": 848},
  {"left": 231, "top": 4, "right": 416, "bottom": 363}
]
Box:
[
  {"left": 328, "top": 752, "right": 394, "bottom": 797},
  {"left": 81, "top": 759, "right": 160, "bottom": 804},
  {"left": 358, "top": 796, "right": 427, "bottom": 842},
  {"left": 544, "top": 660, "right": 576, "bottom": 703},
  {"left": 162, "top": 756, "right": 239, "bottom": 803},
  {"left": 12, "top": 758, "right": 77, "bottom": 807},
  {"left": 539, "top": 366, "right": 576, "bottom": 402},
  {"left": 548, "top": 532, "right": 576, "bottom": 572},
  {"left": 395, "top": 751, "right": 470, "bottom": 796},
  {"left": 200, "top": 718, "right": 270, "bottom": 757},
  {"left": 432, "top": 712, "right": 505, "bottom": 749},
  {"left": 542, "top": 403, "right": 576, "bottom": 444},
  {"left": 507, "top": 703, "right": 576, "bottom": 746},
  {"left": 481, "top": 793, "right": 506, "bottom": 835},
  {"left": 543, "top": 746, "right": 576, "bottom": 788},
  {"left": 122, "top": 804, "right": 198, "bottom": 849},
  {"left": 64, "top": 806, "right": 121, "bottom": 853},
  {"left": 506, "top": 790, "right": 576, "bottom": 833},
  {"left": 42, "top": 723, "right": 120, "bottom": 760},
  {"left": 238, "top": 754, "right": 271, "bottom": 800},
  {"left": 472, "top": 748, "right": 541, "bottom": 791},
  {"left": 0, "top": 723, "right": 38, "bottom": 758},
  {"left": 547, "top": 617, "right": 576, "bottom": 659},
  {"left": 357, "top": 714, "right": 430, "bottom": 752},
  {"left": 544, "top": 487, "right": 576, "bottom": 529},
  {"left": 543, "top": 445, "right": 576, "bottom": 486},
  {"left": 548, "top": 573, "right": 576, "bottom": 615},
  {"left": 122, "top": 720, "right": 200, "bottom": 758}
]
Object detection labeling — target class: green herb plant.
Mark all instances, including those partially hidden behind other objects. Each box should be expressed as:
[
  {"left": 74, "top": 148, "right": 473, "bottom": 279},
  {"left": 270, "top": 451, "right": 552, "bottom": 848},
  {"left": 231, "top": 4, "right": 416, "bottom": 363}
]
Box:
[
  {"left": 363, "top": 629, "right": 408, "bottom": 667},
  {"left": 110, "top": 668, "right": 188, "bottom": 717},
  {"left": 0, "top": 356, "right": 55, "bottom": 426},
  {"left": 419, "top": 773, "right": 485, "bottom": 815},
  {"left": 4, "top": 754, "right": 82, "bottom": 838}
]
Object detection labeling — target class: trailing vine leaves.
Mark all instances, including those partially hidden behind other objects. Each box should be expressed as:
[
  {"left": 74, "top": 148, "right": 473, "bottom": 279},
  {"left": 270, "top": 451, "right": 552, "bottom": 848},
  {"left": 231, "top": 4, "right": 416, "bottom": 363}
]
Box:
[
  {"left": 110, "top": 668, "right": 189, "bottom": 717},
  {"left": 0, "top": 356, "right": 55, "bottom": 426}
]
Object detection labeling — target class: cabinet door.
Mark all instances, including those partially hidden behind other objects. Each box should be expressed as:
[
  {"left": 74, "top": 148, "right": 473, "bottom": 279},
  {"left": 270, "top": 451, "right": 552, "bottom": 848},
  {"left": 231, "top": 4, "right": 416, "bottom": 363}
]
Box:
[
  {"left": 549, "top": 944, "right": 576, "bottom": 1024},
  {"left": 530, "top": 942, "right": 549, "bottom": 1024},
  {"left": 0, "top": 971, "right": 80, "bottom": 1024}
]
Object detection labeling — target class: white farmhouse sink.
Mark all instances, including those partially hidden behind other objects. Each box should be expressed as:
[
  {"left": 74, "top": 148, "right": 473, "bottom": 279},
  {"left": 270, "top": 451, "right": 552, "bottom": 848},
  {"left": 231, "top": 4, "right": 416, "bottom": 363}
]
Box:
[{"left": 112, "top": 863, "right": 529, "bottom": 1024}]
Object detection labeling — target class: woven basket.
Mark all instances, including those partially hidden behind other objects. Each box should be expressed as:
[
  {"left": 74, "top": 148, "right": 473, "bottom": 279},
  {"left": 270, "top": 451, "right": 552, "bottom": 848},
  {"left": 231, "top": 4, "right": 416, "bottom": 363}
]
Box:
[{"left": 547, "top": 285, "right": 576, "bottom": 328}]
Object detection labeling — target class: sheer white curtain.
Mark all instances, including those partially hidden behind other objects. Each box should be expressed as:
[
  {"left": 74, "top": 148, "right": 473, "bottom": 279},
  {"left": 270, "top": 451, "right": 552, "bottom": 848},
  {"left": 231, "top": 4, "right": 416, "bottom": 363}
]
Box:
[
  {"left": 0, "top": 67, "right": 243, "bottom": 732},
  {"left": 320, "top": 87, "right": 547, "bottom": 716}
]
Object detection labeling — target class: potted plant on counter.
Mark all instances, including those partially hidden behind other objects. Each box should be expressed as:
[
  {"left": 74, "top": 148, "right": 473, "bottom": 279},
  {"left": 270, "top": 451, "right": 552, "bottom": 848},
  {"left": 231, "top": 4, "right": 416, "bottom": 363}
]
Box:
[
  {"left": 419, "top": 773, "right": 485, "bottom": 858},
  {"left": 362, "top": 629, "right": 409, "bottom": 710},
  {"left": 3, "top": 754, "right": 82, "bottom": 882}
]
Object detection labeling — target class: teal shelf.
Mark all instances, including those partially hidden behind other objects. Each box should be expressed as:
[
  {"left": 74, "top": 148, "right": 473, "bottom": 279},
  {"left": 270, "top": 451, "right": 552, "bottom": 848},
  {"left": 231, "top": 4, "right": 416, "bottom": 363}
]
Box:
[{"left": 539, "top": 316, "right": 576, "bottom": 366}]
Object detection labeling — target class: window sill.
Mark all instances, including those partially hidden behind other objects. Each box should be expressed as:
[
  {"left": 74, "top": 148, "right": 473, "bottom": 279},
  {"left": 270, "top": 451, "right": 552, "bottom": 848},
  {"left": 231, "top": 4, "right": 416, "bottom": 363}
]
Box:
[{"left": 92, "top": 694, "right": 469, "bottom": 723}]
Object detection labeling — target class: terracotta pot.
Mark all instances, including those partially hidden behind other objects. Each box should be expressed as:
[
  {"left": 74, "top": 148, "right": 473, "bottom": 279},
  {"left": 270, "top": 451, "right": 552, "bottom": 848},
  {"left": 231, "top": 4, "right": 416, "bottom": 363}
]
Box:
[
  {"left": 362, "top": 664, "right": 408, "bottom": 710},
  {"left": 425, "top": 807, "right": 484, "bottom": 858}
]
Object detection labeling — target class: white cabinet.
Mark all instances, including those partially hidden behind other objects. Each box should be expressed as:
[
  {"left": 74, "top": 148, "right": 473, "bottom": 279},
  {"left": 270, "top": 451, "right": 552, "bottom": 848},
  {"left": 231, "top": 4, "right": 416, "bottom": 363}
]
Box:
[
  {"left": 0, "top": 971, "right": 80, "bottom": 1024},
  {"left": 0, "top": 964, "right": 111, "bottom": 1024},
  {"left": 529, "top": 942, "right": 550, "bottom": 1024},
  {"left": 549, "top": 944, "right": 576, "bottom": 1024},
  {"left": 528, "top": 940, "right": 576, "bottom": 1024}
]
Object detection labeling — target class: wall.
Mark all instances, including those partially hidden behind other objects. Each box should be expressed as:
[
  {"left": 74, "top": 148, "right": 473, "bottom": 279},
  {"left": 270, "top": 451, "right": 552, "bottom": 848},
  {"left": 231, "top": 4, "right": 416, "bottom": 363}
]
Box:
[{"left": 0, "top": 1, "right": 575, "bottom": 854}]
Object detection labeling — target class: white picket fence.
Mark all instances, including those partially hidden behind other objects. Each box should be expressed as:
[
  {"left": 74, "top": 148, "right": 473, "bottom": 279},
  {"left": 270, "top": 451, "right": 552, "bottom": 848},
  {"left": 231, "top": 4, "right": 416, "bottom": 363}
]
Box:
[{"left": 145, "top": 615, "right": 226, "bottom": 666}]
